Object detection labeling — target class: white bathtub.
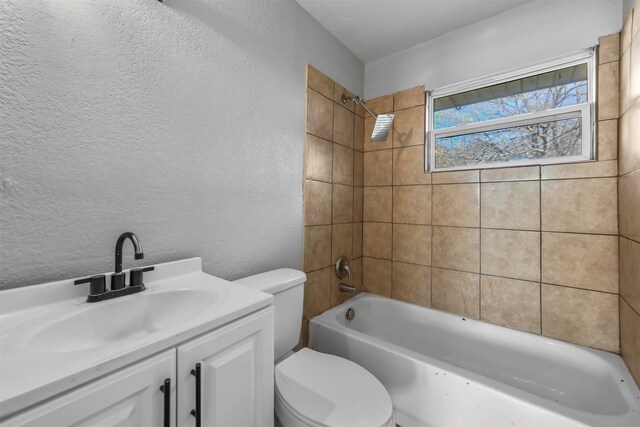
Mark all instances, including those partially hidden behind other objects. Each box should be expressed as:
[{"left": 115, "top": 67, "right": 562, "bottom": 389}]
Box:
[{"left": 309, "top": 293, "right": 640, "bottom": 427}]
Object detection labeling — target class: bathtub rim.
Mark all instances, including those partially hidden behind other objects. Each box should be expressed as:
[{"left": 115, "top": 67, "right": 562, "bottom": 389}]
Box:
[{"left": 309, "top": 292, "right": 640, "bottom": 426}]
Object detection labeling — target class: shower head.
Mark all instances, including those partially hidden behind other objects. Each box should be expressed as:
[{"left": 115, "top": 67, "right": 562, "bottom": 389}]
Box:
[{"left": 341, "top": 95, "right": 394, "bottom": 143}]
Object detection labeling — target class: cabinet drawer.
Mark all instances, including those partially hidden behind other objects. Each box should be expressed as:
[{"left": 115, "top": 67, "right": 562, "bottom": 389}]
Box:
[{"left": 2, "top": 350, "right": 176, "bottom": 427}]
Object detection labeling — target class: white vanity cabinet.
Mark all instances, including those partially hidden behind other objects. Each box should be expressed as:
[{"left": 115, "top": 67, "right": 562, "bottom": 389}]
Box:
[
  {"left": 177, "top": 308, "right": 274, "bottom": 427},
  {"left": 0, "top": 258, "right": 275, "bottom": 426},
  {"left": 2, "top": 308, "right": 274, "bottom": 427},
  {"left": 2, "top": 350, "right": 177, "bottom": 427}
]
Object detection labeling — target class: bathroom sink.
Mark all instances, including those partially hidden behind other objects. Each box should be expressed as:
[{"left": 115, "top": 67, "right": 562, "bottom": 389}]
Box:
[{"left": 25, "top": 288, "right": 224, "bottom": 353}]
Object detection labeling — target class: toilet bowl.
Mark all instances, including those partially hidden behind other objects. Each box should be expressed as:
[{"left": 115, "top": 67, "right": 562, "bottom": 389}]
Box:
[
  {"left": 275, "top": 348, "right": 394, "bottom": 427},
  {"left": 234, "top": 269, "right": 394, "bottom": 427}
]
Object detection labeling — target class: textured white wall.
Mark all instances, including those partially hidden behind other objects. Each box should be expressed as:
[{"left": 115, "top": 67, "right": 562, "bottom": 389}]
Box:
[
  {"left": 365, "top": 0, "right": 622, "bottom": 98},
  {"left": 0, "top": 0, "right": 363, "bottom": 289}
]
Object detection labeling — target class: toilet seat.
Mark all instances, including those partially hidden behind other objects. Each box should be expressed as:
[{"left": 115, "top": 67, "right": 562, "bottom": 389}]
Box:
[{"left": 275, "top": 348, "right": 394, "bottom": 427}]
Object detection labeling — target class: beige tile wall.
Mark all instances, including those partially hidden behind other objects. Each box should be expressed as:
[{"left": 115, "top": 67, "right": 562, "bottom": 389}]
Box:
[
  {"left": 618, "top": 10, "right": 640, "bottom": 386},
  {"left": 360, "top": 34, "right": 624, "bottom": 354},
  {"left": 302, "top": 65, "right": 364, "bottom": 346},
  {"left": 362, "top": 86, "right": 433, "bottom": 310}
]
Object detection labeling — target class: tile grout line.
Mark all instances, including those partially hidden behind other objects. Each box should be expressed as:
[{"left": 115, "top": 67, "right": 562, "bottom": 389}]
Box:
[
  {"left": 329, "top": 82, "right": 335, "bottom": 307},
  {"left": 353, "top": 112, "right": 360, "bottom": 293},
  {"left": 306, "top": 85, "right": 334, "bottom": 104},
  {"left": 361, "top": 220, "right": 620, "bottom": 238},
  {"left": 360, "top": 257, "right": 624, "bottom": 296},
  {"left": 620, "top": 294, "right": 640, "bottom": 318},
  {"left": 347, "top": 103, "right": 354, "bottom": 300},
  {"left": 390, "top": 93, "right": 395, "bottom": 299},
  {"left": 430, "top": 159, "right": 434, "bottom": 309},
  {"left": 620, "top": 234, "right": 640, "bottom": 245},
  {"left": 615, "top": 46, "right": 622, "bottom": 355},
  {"left": 618, "top": 167, "right": 640, "bottom": 178},
  {"left": 478, "top": 179, "right": 482, "bottom": 320},
  {"left": 539, "top": 172, "right": 543, "bottom": 335},
  {"left": 360, "top": 173, "right": 621, "bottom": 187},
  {"left": 360, "top": 114, "right": 367, "bottom": 293}
]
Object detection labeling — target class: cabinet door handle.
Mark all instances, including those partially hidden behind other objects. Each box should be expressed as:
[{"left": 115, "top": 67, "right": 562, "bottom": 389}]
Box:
[
  {"left": 190, "top": 363, "right": 202, "bottom": 427},
  {"left": 159, "top": 378, "right": 171, "bottom": 427}
]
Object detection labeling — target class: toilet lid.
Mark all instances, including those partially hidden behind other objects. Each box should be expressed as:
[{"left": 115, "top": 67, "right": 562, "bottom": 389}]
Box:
[{"left": 275, "top": 348, "right": 393, "bottom": 427}]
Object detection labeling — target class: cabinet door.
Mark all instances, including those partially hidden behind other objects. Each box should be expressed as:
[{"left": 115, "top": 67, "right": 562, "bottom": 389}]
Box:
[
  {"left": 2, "top": 350, "right": 176, "bottom": 427},
  {"left": 177, "top": 308, "right": 274, "bottom": 427}
]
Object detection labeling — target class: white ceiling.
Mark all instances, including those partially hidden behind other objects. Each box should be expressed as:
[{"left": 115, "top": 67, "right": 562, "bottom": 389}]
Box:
[{"left": 296, "top": 0, "right": 534, "bottom": 63}]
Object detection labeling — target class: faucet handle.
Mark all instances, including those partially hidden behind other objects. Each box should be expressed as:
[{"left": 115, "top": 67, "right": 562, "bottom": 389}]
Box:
[
  {"left": 342, "top": 264, "right": 352, "bottom": 278},
  {"left": 74, "top": 275, "right": 106, "bottom": 296},
  {"left": 130, "top": 266, "right": 154, "bottom": 287},
  {"left": 335, "top": 256, "right": 351, "bottom": 279},
  {"left": 111, "top": 272, "right": 126, "bottom": 291}
]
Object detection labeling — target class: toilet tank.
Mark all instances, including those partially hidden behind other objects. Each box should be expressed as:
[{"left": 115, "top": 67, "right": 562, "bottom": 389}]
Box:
[{"left": 234, "top": 269, "right": 306, "bottom": 361}]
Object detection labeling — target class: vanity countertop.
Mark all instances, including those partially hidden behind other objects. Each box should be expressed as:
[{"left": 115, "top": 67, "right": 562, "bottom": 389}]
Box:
[{"left": 0, "top": 258, "right": 273, "bottom": 419}]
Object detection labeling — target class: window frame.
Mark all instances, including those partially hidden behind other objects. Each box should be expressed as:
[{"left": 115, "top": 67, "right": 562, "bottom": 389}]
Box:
[{"left": 426, "top": 49, "right": 596, "bottom": 172}]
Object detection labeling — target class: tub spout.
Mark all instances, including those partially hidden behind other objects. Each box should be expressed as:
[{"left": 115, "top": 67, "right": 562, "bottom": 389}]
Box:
[{"left": 339, "top": 283, "right": 358, "bottom": 295}]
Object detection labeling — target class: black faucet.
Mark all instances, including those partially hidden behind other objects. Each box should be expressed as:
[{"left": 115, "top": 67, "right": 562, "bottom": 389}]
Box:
[
  {"left": 74, "top": 231, "right": 154, "bottom": 302},
  {"left": 111, "top": 232, "right": 144, "bottom": 290}
]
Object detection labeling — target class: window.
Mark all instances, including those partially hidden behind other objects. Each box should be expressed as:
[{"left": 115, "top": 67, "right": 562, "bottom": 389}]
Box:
[{"left": 427, "top": 50, "right": 595, "bottom": 171}]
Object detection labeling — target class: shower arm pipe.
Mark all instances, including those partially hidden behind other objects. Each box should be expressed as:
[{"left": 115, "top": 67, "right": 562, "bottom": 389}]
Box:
[{"left": 341, "top": 95, "right": 379, "bottom": 118}]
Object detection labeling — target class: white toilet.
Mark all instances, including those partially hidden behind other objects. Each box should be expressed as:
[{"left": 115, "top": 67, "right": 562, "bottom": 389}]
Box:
[{"left": 235, "top": 269, "right": 394, "bottom": 427}]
